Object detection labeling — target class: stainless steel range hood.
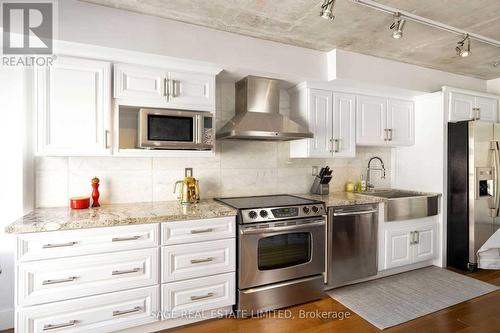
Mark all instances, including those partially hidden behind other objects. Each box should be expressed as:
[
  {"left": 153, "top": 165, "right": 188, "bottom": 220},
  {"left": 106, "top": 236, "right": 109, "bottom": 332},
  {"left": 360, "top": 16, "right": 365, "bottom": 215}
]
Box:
[{"left": 216, "top": 76, "right": 313, "bottom": 141}]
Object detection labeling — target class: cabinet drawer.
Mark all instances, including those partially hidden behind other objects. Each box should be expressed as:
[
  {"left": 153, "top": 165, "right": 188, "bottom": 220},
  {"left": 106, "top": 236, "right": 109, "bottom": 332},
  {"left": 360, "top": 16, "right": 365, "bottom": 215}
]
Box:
[
  {"left": 162, "top": 273, "right": 235, "bottom": 318},
  {"left": 161, "top": 217, "right": 235, "bottom": 245},
  {"left": 162, "top": 239, "right": 235, "bottom": 283},
  {"left": 18, "top": 248, "right": 159, "bottom": 306},
  {"left": 16, "top": 286, "right": 159, "bottom": 333},
  {"left": 17, "top": 224, "right": 159, "bottom": 262}
]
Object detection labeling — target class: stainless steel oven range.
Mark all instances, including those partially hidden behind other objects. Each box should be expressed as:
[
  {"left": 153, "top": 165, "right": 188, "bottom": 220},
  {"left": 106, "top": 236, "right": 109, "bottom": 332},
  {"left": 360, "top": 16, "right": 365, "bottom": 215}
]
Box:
[{"left": 215, "top": 195, "right": 326, "bottom": 315}]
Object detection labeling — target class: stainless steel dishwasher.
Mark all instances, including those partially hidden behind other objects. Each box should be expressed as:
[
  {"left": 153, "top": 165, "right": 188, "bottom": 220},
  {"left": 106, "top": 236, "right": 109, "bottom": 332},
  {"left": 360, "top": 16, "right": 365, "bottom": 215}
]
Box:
[{"left": 326, "top": 204, "right": 378, "bottom": 288}]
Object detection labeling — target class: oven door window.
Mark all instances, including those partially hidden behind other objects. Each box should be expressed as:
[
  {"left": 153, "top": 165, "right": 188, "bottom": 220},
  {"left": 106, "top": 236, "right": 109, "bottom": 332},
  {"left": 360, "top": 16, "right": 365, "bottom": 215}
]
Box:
[
  {"left": 148, "top": 115, "right": 194, "bottom": 142},
  {"left": 257, "top": 232, "right": 311, "bottom": 270}
]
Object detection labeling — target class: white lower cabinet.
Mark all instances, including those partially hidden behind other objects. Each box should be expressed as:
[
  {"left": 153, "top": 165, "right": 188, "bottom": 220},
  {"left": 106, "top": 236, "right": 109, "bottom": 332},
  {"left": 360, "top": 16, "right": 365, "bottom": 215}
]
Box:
[
  {"left": 17, "top": 224, "right": 160, "bottom": 262},
  {"left": 18, "top": 248, "right": 159, "bottom": 306},
  {"left": 15, "top": 217, "right": 237, "bottom": 332},
  {"left": 16, "top": 286, "right": 159, "bottom": 333},
  {"left": 161, "top": 239, "right": 235, "bottom": 283},
  {"left": 384, "top": 222, "right": 438, "bottom": 270},
  {"left": 161, "top": 272, "right": 236, "bottom": 319}
]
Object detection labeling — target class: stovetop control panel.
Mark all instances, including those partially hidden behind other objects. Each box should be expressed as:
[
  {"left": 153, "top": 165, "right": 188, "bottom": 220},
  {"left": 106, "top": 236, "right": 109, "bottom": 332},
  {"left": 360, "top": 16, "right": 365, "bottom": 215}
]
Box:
[{"left": 240, "top": 204, "right": 326, "bottom": 224}]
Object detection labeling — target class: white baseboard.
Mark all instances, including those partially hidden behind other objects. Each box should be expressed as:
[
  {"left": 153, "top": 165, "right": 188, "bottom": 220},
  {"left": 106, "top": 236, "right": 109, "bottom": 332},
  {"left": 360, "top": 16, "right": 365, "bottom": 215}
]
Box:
[{"left": 0, "top": 308, "right": 14, "bottom": 331}]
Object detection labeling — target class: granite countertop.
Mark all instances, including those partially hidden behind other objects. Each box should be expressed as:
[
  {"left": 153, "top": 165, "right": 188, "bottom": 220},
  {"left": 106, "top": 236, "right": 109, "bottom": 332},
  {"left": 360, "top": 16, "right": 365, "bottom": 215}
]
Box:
[
  {"left": 5, "top": 200, "right": 238, "bottom": 234},
  {"left": 301, "top": 192, "right": 387, "bottom": 207}
]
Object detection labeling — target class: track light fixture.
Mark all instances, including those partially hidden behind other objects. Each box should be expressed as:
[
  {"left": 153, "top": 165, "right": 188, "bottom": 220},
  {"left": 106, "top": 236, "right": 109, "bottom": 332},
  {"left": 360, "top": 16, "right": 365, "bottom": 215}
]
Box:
[
  {"left": 320, "top": 0, "right": 336, "bottom": 20},
  {"left": 456, "top": 34, "right": 471, "bottom": 57},
  {"left": 389, "top": 12, "right": 405, "bottom": 39}
]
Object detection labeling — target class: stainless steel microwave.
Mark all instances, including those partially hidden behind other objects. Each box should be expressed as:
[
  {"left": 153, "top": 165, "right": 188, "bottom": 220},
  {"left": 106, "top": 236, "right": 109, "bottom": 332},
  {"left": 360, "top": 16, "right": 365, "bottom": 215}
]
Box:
[{"left": 138, "top": 109, "right": 213, "bottom": 150}]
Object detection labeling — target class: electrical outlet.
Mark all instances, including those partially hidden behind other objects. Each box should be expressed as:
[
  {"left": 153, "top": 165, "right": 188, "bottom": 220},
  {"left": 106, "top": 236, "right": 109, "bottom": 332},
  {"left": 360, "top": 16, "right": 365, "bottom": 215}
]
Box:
[{"left": 312, "top": 166, "right": 319, "bottom": 176}]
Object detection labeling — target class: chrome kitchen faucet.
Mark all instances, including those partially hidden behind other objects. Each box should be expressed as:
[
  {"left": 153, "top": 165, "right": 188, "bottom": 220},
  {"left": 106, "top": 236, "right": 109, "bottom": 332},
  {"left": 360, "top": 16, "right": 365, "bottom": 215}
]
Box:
[{"left": 366, "top": 156, "right": 386, "bottom": 190}]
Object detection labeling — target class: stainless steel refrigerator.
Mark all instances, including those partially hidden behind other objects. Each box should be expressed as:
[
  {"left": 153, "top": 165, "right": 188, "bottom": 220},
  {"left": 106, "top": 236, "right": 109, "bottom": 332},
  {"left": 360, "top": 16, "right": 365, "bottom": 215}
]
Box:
[{"left": 448, "top": 121, "right": 500, "bottom": 271}]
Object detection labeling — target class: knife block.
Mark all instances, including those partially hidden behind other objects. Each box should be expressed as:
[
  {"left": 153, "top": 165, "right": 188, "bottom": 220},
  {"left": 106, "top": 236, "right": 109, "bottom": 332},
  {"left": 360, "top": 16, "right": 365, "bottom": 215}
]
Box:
[{"left": 310, "top": 176, "right": 330, "bottom": 195}]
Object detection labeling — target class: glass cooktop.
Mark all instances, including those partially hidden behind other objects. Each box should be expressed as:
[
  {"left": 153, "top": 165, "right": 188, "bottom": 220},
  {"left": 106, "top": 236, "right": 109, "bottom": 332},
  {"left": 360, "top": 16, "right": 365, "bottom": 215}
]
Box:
[{"left": 215, "top": 194, "right": 320, "bottom": 210}]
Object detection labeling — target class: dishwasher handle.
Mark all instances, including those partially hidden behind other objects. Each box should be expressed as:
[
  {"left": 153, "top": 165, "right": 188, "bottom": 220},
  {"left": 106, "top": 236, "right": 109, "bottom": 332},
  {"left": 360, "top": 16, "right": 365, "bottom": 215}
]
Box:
[{"left": 333, "top": 209, "right": 378, "bottom": 217}]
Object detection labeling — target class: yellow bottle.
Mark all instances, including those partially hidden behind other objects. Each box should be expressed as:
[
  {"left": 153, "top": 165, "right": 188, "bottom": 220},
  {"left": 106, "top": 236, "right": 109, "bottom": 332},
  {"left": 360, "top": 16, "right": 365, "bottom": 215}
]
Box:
[{"left": 345, "top": 180, "right": 355, "bottom": 193}]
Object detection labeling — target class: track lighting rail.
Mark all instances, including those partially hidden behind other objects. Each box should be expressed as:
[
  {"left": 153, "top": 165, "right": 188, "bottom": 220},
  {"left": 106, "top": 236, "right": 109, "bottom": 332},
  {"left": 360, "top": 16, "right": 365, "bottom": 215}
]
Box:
[{"left": 351, "top": 0, "right": 500, "bottom": 49}]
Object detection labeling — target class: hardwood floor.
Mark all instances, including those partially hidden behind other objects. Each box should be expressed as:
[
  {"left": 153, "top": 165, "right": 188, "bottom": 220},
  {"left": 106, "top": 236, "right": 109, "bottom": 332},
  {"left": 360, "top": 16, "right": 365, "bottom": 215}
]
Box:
[{"left": 2, "top": 269, "right": 499, "bottom": 333}]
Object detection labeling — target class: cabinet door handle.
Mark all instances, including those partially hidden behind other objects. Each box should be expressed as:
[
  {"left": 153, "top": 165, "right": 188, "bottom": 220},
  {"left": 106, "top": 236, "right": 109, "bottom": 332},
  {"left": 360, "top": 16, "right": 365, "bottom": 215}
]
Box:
[
  {"left": 168, "top": 78, "right": 174, "bottom": 99},
  {"left": 172, "top": 79, "right": 179, "bottom": 97},
  {"left": 190, "top": 228, "right": 214, "bottom": 234},
  {"left": 112, "top": 267, "right": 141, "bottom": 275},
  {"left": 388, "top": 129, "right": 393, "bottom": 141},
  {"left": 105, "top": 130, "right": 111, "bottom": 149},
  {"left": 415, "top": 231, "right": 420, "bottom": 244},
  {"left": 163, "top": 78, "right": 168, "bottom": 97},
  {"left": 42, "top": 276, "right": 78, "bottom": 285},
  {"left": 332, "top": 139, "right": 340, "bottom": 153},
  {"left": 43, "top": 320, "right": 78, "bottom": 331},
  {"left": 410, "top": 231, "right": 415, "bottom": 245},
  {"left": 113, "top": 306, "right": 142, "bottom": 317},
  {"left": 190, "top": 257, "right": 215, "bottom": 264},
  {"left": 190, "top": 292, "right": 214, "bottom": 301},
  {"left": 42, "top": 241, "right": 77, "bottom": 249},
  {"left": 476, "top": 108, "right": 481, "bottom": 120},
  {"left": 112, "top": 235, "right": 141, "bottom": 242}
]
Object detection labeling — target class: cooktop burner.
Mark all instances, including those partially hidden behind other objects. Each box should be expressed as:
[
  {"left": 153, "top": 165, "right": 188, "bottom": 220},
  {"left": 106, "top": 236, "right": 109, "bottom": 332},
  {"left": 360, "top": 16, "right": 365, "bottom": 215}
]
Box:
[
  {"left": 215, "top": 194, "right": 320, "bottom": 209},
  {"left": 215, "top": 194, "right": 325, "bottom": 224}
]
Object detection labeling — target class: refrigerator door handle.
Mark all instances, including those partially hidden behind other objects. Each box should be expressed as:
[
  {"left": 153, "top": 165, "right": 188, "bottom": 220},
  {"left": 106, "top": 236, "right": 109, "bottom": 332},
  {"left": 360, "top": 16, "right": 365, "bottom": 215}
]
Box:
[{"left": 493, "top": 141, "right": 500, "bottom": 217}]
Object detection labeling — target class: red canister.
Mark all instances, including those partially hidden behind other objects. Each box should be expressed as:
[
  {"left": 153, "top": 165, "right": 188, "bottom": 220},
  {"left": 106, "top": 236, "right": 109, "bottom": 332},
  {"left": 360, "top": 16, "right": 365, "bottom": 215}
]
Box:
[{"left": 70, "top": 196, "right": 90, "bottom": 209}]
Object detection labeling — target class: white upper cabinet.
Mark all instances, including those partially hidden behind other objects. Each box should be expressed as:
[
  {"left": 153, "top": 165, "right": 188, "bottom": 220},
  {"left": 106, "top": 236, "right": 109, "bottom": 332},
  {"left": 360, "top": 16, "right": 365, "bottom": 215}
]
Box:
[
  {"left": 289, "top": 88, "right": 355, "bottom": 158},
  {"left": 114, "top": 63, "right": 165, "bottom": 100},
  {"left": 333, "top": 93, "right": 356, "bottom": 157},
  {"left": 356, "top": 96, "right": 414, "bottom": 147},
  {"left": 449, "top": 92, "right": 475, "bottom": 121},
  {"left": 114, "top": 64, "right": 215, "bottom": 111},
  {"left": 168, "top": 71, "right": 215, "bottom": 110},
  {"left": 387, "top": 99, "right": 415, "bottom": 146},
  {"left": 448, "top": 91, "right": 498, "bottom": 122},
  {"left": 356, "top": 95, "right": 387, "bottom": 146},
  {"left": 308, "top": 89, "right": 334, "bottom": 157},
  {"left": 35, "top": 56, "right": 112, "bottom": 156},
  {"left": 475, "top": 96, "right": 498, "bottom": 122}
]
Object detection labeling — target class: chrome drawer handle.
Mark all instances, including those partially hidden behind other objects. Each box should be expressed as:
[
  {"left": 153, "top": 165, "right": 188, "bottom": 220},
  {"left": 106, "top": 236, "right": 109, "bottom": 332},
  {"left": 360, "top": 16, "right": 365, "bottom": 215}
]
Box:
[
  {"left": 113, "top": 306, "right": 142, "bottom": 317},
  {"left": 112, "top": 235, "right": 141, "bottom": 242},
  {"left": 42, "top": 276, "right": 78, "bottom": 285},
  {"left": 190, "top": 228, "right": 213, "bottom": 234},
  {"left": 190, "top": 292, "right": 214, "bottom": 301},
  {"left": 190, "top": 257, "right": 215, "bottom": 264},
  {"left": 43, "top": 320, "right": 78, "bottom": 331},
  {"left": 112, "top": 268, "right": 141, "bottom": 275},
  {"left": 42, "top": 241, "right": 77, "bottom": 249}
]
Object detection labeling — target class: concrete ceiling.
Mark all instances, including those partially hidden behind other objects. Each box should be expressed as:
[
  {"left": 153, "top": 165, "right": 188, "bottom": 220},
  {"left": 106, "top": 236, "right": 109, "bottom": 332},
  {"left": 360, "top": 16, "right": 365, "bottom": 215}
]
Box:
[{"left": 80, "top": 0, "right": 500, "bottom": 80}]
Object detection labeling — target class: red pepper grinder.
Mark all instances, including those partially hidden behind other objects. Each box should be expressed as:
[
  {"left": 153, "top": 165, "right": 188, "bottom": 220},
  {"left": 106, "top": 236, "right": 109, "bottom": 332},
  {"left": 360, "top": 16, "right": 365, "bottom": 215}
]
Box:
[{"left": 91, "top": 176, "right": 101, "bottom": 207}]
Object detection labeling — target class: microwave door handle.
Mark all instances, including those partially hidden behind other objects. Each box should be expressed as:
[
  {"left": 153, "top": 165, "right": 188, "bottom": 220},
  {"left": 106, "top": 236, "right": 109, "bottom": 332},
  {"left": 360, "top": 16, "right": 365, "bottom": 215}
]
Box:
[{"left": 195, "top": 115, "right": 202, "bottom": 144}]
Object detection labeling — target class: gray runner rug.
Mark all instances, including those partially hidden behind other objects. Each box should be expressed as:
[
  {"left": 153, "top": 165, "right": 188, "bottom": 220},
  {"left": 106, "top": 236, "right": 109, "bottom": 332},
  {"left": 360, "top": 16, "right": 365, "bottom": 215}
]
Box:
[{"left": 327, "top": 266, "right": 499, "bottom": 330}]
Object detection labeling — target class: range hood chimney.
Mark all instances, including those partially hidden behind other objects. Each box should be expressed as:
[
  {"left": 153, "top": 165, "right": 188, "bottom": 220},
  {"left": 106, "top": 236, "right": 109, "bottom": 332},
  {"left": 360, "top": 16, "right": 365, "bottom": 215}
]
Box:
[{"left": 216, "top": 76, "right": 313, "bottom": 141}]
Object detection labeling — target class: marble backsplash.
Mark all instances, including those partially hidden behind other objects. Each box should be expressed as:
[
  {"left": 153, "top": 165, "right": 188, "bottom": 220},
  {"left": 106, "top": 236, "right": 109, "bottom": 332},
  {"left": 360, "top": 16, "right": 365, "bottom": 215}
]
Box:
[
  {"left": 35, "top": 144, "right": 392, "bottom": 207},
  {"left": 34, "top": 80, "right": 392, "bottom": 207}
]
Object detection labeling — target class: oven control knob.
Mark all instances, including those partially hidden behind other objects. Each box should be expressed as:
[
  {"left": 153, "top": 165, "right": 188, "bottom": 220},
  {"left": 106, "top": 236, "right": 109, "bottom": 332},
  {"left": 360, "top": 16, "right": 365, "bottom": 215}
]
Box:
[
  {"left": 259, "top": 210, "right": 268, "bottom": 218},
  {"left": 312, "top": 206, "right": 319, "bottom": 213},
  {"left": 303, "top": 207, "right": 310, "bottom": 214},
  {"left": 248, "top": 211, "right": 258, "bottom": 219}
]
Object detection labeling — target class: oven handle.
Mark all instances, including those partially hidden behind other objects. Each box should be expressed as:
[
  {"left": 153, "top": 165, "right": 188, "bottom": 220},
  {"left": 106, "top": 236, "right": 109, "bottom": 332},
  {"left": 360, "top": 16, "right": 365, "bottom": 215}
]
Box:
[{"left": 239, "top": 220, "right": 325, "bottom": 235}]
